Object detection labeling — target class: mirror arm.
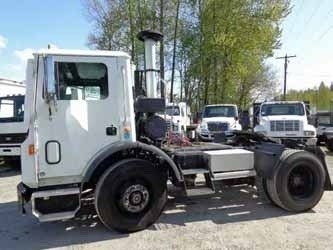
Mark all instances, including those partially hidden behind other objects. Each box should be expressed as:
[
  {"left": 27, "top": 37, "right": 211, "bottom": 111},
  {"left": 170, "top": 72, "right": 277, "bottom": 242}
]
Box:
[
  {"left": 47, "top": 94, "right": 58, "bottom": 121},
  {"left": 43, "top": 55, "right": 58, "bottom": 120}
]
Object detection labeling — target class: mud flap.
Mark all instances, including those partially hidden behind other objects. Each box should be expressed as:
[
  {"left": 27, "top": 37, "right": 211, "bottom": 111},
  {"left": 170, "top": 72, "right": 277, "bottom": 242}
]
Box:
[{"left": 17, "top": 183, "right": 26, "bottom": 214}]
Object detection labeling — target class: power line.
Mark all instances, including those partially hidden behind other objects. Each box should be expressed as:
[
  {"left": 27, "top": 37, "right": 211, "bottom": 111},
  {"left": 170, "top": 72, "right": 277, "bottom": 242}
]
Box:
[
  {"left": 317, "top": 23, "right": 333, "bottom": 41},
  {"left": 288, "top": 0, "right": 306, "bottom": 35},
  {"left": 295, "top": 7, "right": 333, "bottom": 56},
  {"left": 294, "top": 0, "right": 323, "bottom": 42},
  {"left": 304, "top": 1, "right": 323, "bottom": 27}
]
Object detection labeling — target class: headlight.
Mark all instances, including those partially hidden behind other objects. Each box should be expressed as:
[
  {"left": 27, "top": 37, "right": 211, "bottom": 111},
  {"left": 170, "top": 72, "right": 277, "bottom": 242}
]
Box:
[
  {"left": 200, "top": 122, "right": 208, "bottom": 130},
  {"left": 304, "top": 131, "right": 315, "bottom": 136}
]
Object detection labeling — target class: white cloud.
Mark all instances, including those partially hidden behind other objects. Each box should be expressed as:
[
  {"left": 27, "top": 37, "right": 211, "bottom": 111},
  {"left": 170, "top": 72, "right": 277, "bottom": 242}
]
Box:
[
  {"left": 14, "top": 48, "right": 34, "bottom": 63},
  {"left": 0, "top": 48, "right": 34, "bottom": 81},
  {"left": 0, "top": 35, "right": 7, "bottom": 49}
]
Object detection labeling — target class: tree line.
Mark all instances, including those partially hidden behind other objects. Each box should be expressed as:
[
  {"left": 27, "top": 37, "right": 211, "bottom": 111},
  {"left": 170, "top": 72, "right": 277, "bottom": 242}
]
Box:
[
  {"left": 286, "top": 82, "right": 333, "bottom": 111},
  {"left": 83, "top": 0, "right": 290, "bottom": 112}
]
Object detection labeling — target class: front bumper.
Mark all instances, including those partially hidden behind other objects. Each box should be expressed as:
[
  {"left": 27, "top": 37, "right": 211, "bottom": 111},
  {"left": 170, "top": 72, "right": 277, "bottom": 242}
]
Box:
[
  {"left": 198, "top": 130, "right": 235, "bottom": 142},
  {"left": 0, "top": 146, "right": 21, "bottom": 156},
  {"left": 270, "top": 137, "right": 317, "bottom": 146}
]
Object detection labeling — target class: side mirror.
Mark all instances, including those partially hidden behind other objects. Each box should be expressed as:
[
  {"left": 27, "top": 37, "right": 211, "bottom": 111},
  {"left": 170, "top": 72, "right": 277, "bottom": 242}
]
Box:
[
  {"left": 234, "top": 116, "right": 239, "bottom": 121},
  {"left": 43, "top": 56, "right": 56, "bottom": 103}
]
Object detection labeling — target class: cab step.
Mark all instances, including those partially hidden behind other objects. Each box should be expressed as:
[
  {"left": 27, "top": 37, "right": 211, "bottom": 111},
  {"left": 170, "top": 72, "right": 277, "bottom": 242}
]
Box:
[
  {"left": 182, "top": 168, "right": 215, "bottom": 197},
  {"left": 186, "top": 187, "right": 215, "bottom": 197},
  {"left": 181, "top": 168, "right": 210, "bottom": 175},
  {"left": 31, "top": 187, "right": 80, "bottom": 222}
]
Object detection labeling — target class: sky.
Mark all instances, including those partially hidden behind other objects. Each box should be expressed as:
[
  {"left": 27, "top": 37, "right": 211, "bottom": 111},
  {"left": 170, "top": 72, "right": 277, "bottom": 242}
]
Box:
[
  {"left": 0, "top": 0, "right": 89, "bottom": 81},
  {"left": 0, "top": 0, "right": 333, "bottom": 93},
  {"left": 269, "top": 0, "right": 333, "bottom": 92}
]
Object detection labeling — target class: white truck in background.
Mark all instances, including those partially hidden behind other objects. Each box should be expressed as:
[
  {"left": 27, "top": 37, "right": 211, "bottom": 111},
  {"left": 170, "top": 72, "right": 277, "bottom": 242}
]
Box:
[
  {"left": 196, "top": 104, "right": 242, "bottom": 141},
  {"left": 254, "top": 101, "right": 317, "bottom": 145},
  {"left": 16, "top": 30, "right": 332, "bottom": 233},
  {"left": 0, "top": 78, "right": 29, "bottom": 168},
  {"left": 160, "top": 102, "right": 191, "bottom": 133}
]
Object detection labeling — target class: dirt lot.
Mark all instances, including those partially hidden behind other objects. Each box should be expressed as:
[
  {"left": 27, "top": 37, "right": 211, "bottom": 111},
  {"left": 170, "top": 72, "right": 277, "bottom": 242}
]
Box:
[{"left": 1, "top": 150, "right": 333, "bottom": 250}]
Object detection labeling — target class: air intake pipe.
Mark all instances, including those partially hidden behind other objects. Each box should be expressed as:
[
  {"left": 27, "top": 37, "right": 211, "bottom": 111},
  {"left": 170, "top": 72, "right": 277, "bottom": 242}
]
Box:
[{"left": 137, "top": 30, "right": 163, "bottom": 98}]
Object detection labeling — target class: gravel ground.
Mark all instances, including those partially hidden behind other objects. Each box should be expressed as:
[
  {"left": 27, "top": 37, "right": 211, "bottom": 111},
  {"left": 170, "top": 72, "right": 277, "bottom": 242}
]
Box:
[{"left": 1, "top": 149, "right": 333, "bottom": 250}]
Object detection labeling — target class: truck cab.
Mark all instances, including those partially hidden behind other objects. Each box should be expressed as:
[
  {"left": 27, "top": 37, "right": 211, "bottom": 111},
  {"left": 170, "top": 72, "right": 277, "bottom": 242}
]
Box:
[
  {"left": 160, "top": 102, "right": 191, "bottom": 133},
  {"left": 196, "top": 104, "right": 242, "bottom": 141},
  {"left": 254, "top": 101, "right": 316, "bottom": 144},
  {"left": 0, "top": 94, "right": 28, "bottom": 167},
  {"left": 20, "top": 49, "right": 136, "bottom": 188},
  {"left": 315, "top": 111, "right": 333, "bottom": 143},
  {"left": 17, "top": 31, "right": 331, "bottom": 234}
]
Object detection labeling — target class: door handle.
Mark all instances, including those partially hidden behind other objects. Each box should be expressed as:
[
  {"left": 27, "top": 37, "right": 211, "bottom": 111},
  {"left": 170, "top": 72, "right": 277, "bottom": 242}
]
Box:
[{"left": 106, "top": 125, "right": 117, "bottom": 136}]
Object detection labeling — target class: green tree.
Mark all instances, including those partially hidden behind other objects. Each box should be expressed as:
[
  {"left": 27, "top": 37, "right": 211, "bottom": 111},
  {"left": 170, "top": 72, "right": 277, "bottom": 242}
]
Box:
[
  {"left": 286, "top": 82, "right": 333, "bottom": 111},
  {"left": 84, "top": 0, "right": 290, "bottom": 111}
]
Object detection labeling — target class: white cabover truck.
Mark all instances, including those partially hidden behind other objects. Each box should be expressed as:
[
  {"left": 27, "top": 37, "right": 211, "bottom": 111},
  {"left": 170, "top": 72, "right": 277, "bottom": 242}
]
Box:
[
  {"left": 254, "top": 101, "right": 317, "bottom": 145},
  {"left": 160, "top": 102, "right": 191, "bottom": 133},
  {"left": 18, "top": 30, "right": 332, "bottom": 233},
  {"left": 0, "top": 77, "right": 30, "bottom": 168},
  {"left": 196, "top": 104, "right": 242, "bottom": 141},
  {"left": 0, "top": 95, "right": 27, "bottom": 167}
]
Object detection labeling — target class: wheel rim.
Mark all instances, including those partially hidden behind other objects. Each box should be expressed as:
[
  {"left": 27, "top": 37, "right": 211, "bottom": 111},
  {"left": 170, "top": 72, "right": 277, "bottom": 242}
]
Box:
[
  {"left": 120, "top": 184, "right": 150, "bottom": 213},
  {"left": 287, "top": 165, "right": 315, "bottom": 200}
]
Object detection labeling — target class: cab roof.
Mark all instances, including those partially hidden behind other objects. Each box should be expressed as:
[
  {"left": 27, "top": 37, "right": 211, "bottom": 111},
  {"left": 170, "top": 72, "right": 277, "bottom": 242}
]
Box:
[
  {"left": 204, "top": 104, "right": 237, "bottom": 107},
  {"left": 34, "top": 48, "right": 131, "bottom": 59},
  {"left": 262, "top": 101, "right": 304, "bottom": 105}
]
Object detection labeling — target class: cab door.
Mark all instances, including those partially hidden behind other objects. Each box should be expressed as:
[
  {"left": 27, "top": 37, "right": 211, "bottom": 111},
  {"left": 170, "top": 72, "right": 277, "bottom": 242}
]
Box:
[{"left": 36, "top": 55, "right": 125, "bottom": 181}]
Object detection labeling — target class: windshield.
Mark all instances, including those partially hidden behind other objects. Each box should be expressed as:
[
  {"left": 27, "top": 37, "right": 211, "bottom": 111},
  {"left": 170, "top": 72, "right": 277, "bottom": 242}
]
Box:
[
  {"left": 0, "top": 96, "right": 24, "bottom": 123},
  {"left": 165, "top": 106, "right": 180, "bottom": 116},
  {"left": 203, "top": 106, "right": 236, "bottom": 118},
  {"left": 261, "top": 103, "right": 305, "bottom": 116}
]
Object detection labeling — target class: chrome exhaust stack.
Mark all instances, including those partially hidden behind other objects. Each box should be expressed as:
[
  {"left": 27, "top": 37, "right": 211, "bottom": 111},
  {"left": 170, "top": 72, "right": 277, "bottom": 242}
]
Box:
[{"left": 137, "top": 30, "right": 163, "bottom": 98}]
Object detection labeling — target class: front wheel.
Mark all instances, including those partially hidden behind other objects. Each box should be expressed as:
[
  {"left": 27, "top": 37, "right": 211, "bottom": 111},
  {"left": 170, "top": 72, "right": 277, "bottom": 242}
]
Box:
[{"left": 95, "top": 159, "right": 167, "bottom": 233}]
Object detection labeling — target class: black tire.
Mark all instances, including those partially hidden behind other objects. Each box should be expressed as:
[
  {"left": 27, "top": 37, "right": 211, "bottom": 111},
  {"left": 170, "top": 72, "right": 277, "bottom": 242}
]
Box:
[
  {"left": 266, "top": 150, "right": 325, "bottom": 212},
  {"left": 255, "top": 177, "right": 273, "bottom": 203},
  {"left": 327, "top": 138, "right": 333, "bottom": 152},
  {"left": 0, "top": 157, "right": 5, "bottom": 167},
  {"left": 95, "top": 158, "right": 167, "bottom": 233}
]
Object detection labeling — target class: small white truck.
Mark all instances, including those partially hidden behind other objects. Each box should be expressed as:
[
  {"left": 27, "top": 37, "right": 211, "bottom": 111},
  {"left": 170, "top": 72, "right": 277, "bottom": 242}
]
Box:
[
  {"left": 254, "top": 101, "right": 317, "bottom": 145},
  {"left": 196, "top": 104, "right": 242, "bottom": 141},
  {"left": 17, "top": 30, "right": 332, "bottom": 233},
  {"left": 160, "top": 102, "right": 191, "bottom": 133},
  {"left": 0, "top": 75, "right": 29, "bottom": 168},
  {"left": 315, "top": 111, "right": 333, "bottom": 151},
  {"left": 0, "top": 94, "right": 28, "bottom": 167}
]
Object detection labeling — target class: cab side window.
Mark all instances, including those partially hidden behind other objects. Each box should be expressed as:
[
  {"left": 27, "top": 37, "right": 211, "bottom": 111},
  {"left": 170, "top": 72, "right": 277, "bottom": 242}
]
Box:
[{"left": 55, "top": 62, "right": 108, "bottom": 100}]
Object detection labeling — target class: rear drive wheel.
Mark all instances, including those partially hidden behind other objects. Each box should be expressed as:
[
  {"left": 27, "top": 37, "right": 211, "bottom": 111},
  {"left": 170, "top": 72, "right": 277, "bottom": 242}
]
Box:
[
  {"left": 255, "top": 177, "right": 273, "bottom": 203},
  {"left": 266, "top": 150, "right": 325, "bottom": 212},
  {"left": 95, "top": 159, "right": 167, "bottom": 233}
]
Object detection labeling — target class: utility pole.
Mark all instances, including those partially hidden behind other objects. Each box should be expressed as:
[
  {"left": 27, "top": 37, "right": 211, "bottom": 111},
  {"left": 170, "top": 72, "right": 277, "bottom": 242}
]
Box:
[{"left": 276, "top": 54, "right": 296, "bottom": 100}]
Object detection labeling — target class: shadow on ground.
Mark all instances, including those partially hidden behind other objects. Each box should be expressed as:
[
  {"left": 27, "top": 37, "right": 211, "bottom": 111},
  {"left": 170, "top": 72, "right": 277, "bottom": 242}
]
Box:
[
  {"left": 0, "top": 185, "right": 302, "bottom": 250},
  {"left": 0, "top": 202, "right": 128, "bottom": 250},
  {"left": 153, "top": 186, "right": 297, "bottom": 230},
  {"left": 0, "top": 167, "right": 20, "bottom": 178}
]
